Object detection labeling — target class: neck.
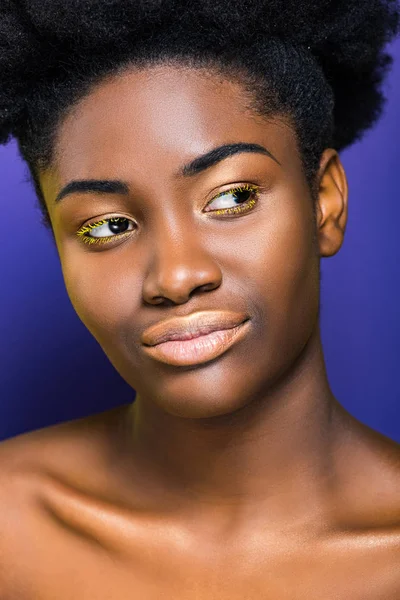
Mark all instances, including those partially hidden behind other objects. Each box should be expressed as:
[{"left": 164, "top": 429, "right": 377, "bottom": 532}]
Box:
[{"left": 116, "top": 324, "right": 344, "bottom": 530}]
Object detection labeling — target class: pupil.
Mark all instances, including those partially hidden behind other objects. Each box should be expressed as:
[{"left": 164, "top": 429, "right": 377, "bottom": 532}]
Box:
[
  {"left": 109, "top": 218, "right": 129, "bottom": 234},
  {"left": 234, "top": 190, "right": 252, "bottom": 204}
]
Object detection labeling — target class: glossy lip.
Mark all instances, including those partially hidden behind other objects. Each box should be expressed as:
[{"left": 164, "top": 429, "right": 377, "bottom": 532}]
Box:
[
  {"left": 141, "top": 310, "right": 249, "bottom": 347},
  {"left": 142, "top": 319, "right": 251, "bottom": 367}
]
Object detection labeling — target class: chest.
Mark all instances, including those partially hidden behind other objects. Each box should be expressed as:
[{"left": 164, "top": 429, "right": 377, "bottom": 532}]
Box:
[{"left": 7, "top": 527, "right": 400, "bottom": 600}]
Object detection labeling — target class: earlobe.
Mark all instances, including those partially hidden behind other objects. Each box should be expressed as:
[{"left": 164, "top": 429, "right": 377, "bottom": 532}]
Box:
[{"left": 316, "top": 149, "right": 349, "bottom": 258}]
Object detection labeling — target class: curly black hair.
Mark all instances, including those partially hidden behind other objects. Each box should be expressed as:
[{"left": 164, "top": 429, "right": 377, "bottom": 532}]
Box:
[{"left": 0, "top": 0, "right": 399, "bottom": 231}]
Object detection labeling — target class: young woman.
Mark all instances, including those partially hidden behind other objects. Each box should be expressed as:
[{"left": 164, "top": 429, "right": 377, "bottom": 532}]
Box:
[{"left": 0, "top": 0, "right": 399, "bottom": 597}]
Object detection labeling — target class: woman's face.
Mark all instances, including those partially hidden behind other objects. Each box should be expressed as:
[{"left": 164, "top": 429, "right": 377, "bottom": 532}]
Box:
[{"left": 40, "top": 64, "right": 344, "bottom": 419}]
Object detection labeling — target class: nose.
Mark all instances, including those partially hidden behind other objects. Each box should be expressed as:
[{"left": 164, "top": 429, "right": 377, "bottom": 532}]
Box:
[{"left": 142, "top": 226, "right": 223, "bottom": 306}]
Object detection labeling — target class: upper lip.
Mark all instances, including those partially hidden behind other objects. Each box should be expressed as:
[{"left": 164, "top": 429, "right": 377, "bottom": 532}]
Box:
[{"left": 141, "top": 311, "right": 249, "bottom": 346}]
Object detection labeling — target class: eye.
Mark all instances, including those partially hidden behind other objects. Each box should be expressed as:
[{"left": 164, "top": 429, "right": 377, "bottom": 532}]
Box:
[
  {"left": 204, "top": 184, "right": 260, "bottom": 216},
  {"left": 76, "top": 217, "right": 135, "bottom": 245},
  {"left": 75, "top": 184, "right": 260, "bottom": 247}
]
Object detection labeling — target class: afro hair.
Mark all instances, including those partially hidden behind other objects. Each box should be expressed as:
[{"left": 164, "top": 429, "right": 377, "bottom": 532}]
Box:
[{"left": 0, "top": 0, "right": 399, "bottom": 229}]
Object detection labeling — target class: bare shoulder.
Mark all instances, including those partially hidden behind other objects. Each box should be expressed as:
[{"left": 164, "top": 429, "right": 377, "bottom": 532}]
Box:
[
  {"left": 0, "top": 405, "right": 124, "bottom": 479},
  {"left": 335, "top": 410, "right": 400, "bottom": 535},
  {"left": 0, "top": 406, "right": 126, "bottom": 596}
]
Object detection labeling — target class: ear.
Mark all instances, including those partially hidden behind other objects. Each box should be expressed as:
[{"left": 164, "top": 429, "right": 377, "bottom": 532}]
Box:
[{"left": 315, "top": 149, "right": 349, "bottom": 258}]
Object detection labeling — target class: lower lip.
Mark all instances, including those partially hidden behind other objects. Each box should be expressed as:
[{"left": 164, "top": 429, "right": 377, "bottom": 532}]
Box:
[{"left": 142, "top": 320, "right": 250, "bottom": 367}]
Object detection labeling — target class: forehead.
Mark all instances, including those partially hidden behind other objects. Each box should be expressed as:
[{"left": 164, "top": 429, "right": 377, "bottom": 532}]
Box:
[{"left": 51, "top": 64, "right": 297, "bottom": 185}]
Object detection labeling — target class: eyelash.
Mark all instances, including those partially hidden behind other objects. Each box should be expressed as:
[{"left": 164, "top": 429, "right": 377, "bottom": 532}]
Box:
[{"left": 75, "top": 183, "right": 260, "bottom": 246}]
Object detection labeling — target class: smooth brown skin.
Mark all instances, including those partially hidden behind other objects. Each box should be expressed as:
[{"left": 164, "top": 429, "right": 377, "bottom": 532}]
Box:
[{"left": 0, "top": 64, "right": 399, "bottom": 599}]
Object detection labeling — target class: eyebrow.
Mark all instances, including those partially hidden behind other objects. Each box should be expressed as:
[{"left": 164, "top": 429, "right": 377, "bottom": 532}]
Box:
[
  {"left": 178, "top": 142, "right": 280, "bottom": 177},
  {"left": 54, "top": 142, "right": 280, "bottom": 204}
]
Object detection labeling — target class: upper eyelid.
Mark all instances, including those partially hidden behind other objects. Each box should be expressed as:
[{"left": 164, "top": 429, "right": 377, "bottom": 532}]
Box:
[{"left": 212, "top": 183, "right": 259, "bottom": 198}]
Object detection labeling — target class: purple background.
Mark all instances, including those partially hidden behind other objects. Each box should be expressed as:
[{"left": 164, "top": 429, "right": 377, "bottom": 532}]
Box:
[{"left": 1, "top": 41, "right": 399, "bottom": 443}]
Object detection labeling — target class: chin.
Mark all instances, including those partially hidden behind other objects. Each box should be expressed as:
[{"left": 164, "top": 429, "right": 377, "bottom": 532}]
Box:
[{"left": 135, "top": 361, "right": 264, "bottom": 420}]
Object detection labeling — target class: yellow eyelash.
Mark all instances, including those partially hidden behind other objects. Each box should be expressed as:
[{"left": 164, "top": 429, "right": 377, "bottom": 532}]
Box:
[
  {"left": 208, "top": 183, "right": 259, "bottom": 216},
  {"left": 76, "top": 217, "right": 131, "bottom": 246},
  {"left": 75, "top": 184, "right": 260, "bottom": 246}
]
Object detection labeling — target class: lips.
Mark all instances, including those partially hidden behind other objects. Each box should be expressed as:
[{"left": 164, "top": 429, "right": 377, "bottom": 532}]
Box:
[
  {"left": 141, "top": 311, "right": 249, "bottom": 347},
  {"left": 142, "top": 321, "right": 250, "bottom": 367}
]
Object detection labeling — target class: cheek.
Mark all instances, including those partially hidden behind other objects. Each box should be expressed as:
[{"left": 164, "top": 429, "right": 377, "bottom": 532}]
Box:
[
  {"left": 61, "top": 255, "right": 139, "bottom": 343},
  {"left": 245, "top": 198, "right": 319, "bottom": 351}
]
